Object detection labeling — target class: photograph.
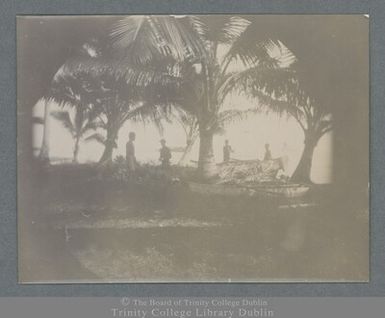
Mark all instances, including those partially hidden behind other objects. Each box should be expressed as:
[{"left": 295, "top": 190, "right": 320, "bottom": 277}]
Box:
[{"left": 17, "top": 15, "right": 369, "bottom": 283}]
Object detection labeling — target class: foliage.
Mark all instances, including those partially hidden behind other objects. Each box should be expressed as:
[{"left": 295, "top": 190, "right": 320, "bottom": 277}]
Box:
[
  {"left": 51, "top": 108, "right": 100, "bottom": 140},
  {"left": 98, "top": 156, "right": 179, "bottom": 187},
  {"left": 51, "top": 105, "right": 101, "bottom": 162},
  {"left": 108, "top": 155, "right": 131, "bottom": 182},
  {"left": 48, "top": 15, "right": 334, "bottom": 182},
  {"left": 230, "top": 60, "right": 332, "bottom": 137},
  {"left": 107, "top": 15, "right": 296, "bottom": 177},
  {"left": 50, "top": 57, "right": 175, "bottom": 163}
]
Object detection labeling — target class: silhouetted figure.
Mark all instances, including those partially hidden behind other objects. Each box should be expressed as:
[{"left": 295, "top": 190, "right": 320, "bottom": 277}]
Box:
[
  {"left": 263, "top": 143, "right": 272, "bottom": 161},
  {"left": 223, "top": 139, "right": 233, "bottom": 163},
  {"left": 159, "top": 139, "right": 172, "bottom": 168},
  {"left": 126, "top": 132, "right": 136, "bottom": 172}
]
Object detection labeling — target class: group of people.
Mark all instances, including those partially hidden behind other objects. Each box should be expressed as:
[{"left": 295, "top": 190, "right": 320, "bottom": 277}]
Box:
[
  {"left": 125, "top": 132, "right": 172, "bottom": 172},
  {"left": 125, "top": 132, "right": 279, "bottom": 172},
  {"left": 223, "top": 140, "right": 272, "bottom": 163}
]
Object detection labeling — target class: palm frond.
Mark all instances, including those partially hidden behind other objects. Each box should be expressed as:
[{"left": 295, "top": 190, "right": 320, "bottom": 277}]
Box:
[
  {"left": 50, "top": 68, "right": 101, "bottom": 108},
  {"left": 171, "top": 106, "right": 197, "bottom": 126},
  {"left": 223, "top": 64, "right": 298, "bottom": 101},
  {"left": 215, "top": 71, "right": 235, "bottom": 105},
  {"left": 81, "top": 120, "right": 104, "bottom": 134},
  {"left": 169, "top": 106, "right": 199, "bottom": 137},
  {"left": 111, "top": 16, "right": 163, "bottom": 64},
  {"left": 251, "top": 91, "right": 307, "bottom": 131},
  {"left": 32, "top": 116, "right": 44, "bottom": 125},
  {"left": 51, "top": 110, "right": 75, "bottom": 134},
  {"left": 110, "top": 16, "right": 147, "bottom": 49},
  {"left": 220, "top": 20, "right": 296, "bottom": 71},
  {"left": 275, "top": 42, "right": 297, "bottom": 67},
  {"left": 129, "top": 102, "right": 169, "bottom": 134},
  {"left": 315, "top": 118, "right": 333, "bottom": 137},
  {"left": 84, "top": 133, "right": 106, "bottom": 145},
  {"left": 55, "top": 56, "right": 184, "bottom": 94},
  {"left": 153, "top": 16, "right": 207, "bottom": 61},
  {"left": 212, "top": 108, "right": 258, "bottom": 131},
  {"left": 110, "top": 16, "right": 207, "bottom": 64},
  {"left": 193, "top": 16, "right": 250, "bottom": 44}
]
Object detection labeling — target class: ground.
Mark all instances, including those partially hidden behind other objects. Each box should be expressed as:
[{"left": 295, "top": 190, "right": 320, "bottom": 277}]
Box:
[{"left": 18, "top": 164, "right": 368, "bottom": 283}]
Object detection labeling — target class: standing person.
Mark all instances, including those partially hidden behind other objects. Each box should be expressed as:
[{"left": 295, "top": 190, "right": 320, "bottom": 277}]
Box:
[
  {"left": 223, "top": 139, "right": 233, "bottom": 163},
  {"left": 126, "top": 132, "right": 136, "bottom": 172},
  {"left": 263, "top": 143, "right": 272, "bottom": 161},
  {"left": 159, "top": 139, "right": 172, "bottom": 168}
]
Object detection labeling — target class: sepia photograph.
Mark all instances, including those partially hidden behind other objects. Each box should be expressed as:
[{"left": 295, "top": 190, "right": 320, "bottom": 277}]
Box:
[{"left": 17, "top": 15, "right": 369, "bottom": 283}]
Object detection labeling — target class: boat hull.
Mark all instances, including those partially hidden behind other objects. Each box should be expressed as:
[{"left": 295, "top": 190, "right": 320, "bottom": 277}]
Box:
[{"left": 188, "top": 182, "right": 310, "bottom": 199}]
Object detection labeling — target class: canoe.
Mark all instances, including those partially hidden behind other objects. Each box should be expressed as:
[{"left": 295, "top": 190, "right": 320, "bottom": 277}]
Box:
[
  {"left": 188, "top": 182, "right": 310, "bottom": 199},
  {"left": 251, "top": 184, "right": 310, "bottom": 198}
]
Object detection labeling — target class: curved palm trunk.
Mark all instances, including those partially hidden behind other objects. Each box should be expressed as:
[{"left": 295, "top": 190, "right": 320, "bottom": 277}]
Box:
[
  {"left": 197, "top": 129, "right": 217, "bottom": 179},
  {"left": 99, "top": 142, "right": 115, "bottom": 164},
  {"left": 38, "top": 99, "right": 50, "bottom": 163},
  {"left": 98, "top": 127, "right": 119, "bottom": 165},
  {"left": 291, "top": 134, "right": 318, "bottom": 183},
  {"left": 73, "top": 137, "right": 80, "bottom": 163},
  {"left": 99, "top": 139, "right": 116, "bottom": 164}
]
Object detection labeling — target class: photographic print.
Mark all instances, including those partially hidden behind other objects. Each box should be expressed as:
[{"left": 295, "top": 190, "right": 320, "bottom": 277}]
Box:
[{"left": 17, "top": 15, "right": 369, "bottom": 283}]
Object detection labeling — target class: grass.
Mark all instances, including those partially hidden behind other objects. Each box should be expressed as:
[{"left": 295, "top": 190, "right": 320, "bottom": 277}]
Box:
[{"left": 18, "top": 163, "right": 369, "bottom": 283}]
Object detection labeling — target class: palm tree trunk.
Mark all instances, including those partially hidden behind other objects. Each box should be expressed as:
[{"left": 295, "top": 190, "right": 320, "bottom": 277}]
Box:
[
  {"left": 197, "top": 129, "right": 217, "bottom": 179},
  {"left": 98, "top": 127, "right": 118, "bottom": 165},
  {"left": 99, "top": 142, "right": 114, "bottom": 164},
  {"left": 38, "top": 99, "right": 50, "bottom": 163},
  {"left": 73, "top": 137, "right": 80, "bottom": 163},
  {"left": 291, "top": 134, "right": 317, "bottom": 183}
]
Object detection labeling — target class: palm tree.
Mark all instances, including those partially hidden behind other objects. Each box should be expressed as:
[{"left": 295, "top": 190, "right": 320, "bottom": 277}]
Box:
[
  {"left": 84, "top": 73, "right": 141, "bottom": 164},
  {"left": 88, "top": 73, "right": 168, "bottom": 165},
  {"left": 233, "top": 60, "right": 332, "bottom": 183},
  {"left": 238, "top": 15, "right": 368, "bottom": 184},
  {"left": 110, "top": 15, "right": 292, "bottom": 178},
  {"left": 21, "top": 15, "right": 367, "bottom": 185},
  {"left": 51, "top": 59, "right": 171, "bottom": 164},
  {"left": 51, "top": 107, "right": 100, "bottom": 163},
  {"left": 18, "top": 16, "right": 118, "bottom": 163},
  {"left": 49, "top": 70, "right": 104, "bottom": 163}
]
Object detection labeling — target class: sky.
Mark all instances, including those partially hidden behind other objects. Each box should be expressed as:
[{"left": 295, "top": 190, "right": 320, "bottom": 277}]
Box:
[{"left": 32, "top": 94, "right": 332, "bottom": 184}]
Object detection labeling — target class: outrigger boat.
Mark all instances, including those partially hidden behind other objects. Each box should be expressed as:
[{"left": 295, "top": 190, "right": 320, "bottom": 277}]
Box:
[
  {"left": 188, "top": 158, "right": 311, "bottom": 200},
  {"left": 188, "top": 182, "right": 310, "bottom": 199}
]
